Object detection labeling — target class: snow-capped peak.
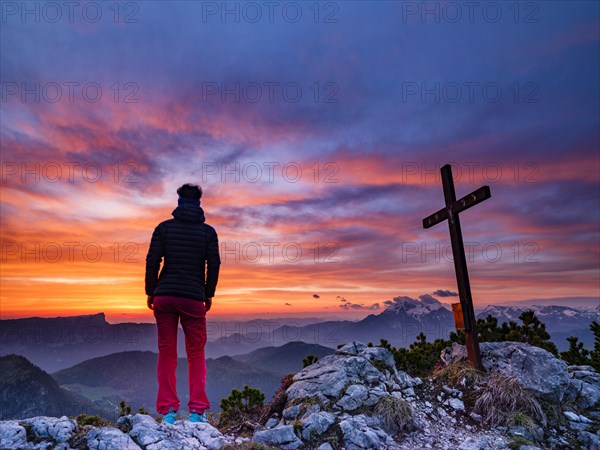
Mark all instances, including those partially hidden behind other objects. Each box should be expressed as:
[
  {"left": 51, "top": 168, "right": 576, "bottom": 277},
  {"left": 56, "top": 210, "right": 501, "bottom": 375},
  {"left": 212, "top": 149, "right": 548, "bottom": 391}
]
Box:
[
  {"left": 477, "top": 304, "right": 599, "bottom": 321},
  {"left": 383, "top": 295, "right": 449, "bottom": 318}
]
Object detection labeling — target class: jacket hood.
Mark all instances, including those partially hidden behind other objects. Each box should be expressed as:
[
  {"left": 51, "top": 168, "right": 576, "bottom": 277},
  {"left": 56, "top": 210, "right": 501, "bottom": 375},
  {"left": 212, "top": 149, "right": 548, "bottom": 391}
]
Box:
[{"left": 172, "top": 203, "right": 206, "bottom": 223}]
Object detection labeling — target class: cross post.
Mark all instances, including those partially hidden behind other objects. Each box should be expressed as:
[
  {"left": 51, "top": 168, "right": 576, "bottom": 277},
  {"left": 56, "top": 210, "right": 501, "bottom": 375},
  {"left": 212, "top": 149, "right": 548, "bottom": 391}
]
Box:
[{"left": 422, "top": 164, "right": 490, "bottom": 371}]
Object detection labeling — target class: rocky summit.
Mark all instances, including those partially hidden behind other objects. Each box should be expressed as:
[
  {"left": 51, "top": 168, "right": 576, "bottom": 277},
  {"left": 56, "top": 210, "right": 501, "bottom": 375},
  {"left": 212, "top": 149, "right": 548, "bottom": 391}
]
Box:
[
  {"left": 253, "top": 341, "right": 516, "bottom": 450},
  {"left": 0, "top": 414, "right": 245, "bottom": 450},
  {"left": 1, "top": 340, "right": 600, "bottom": 449}
]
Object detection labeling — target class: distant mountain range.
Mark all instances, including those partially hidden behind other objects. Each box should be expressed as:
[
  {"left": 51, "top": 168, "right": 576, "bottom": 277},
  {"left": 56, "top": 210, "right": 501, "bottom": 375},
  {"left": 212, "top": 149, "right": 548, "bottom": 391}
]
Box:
[
  {"left": 265, "top": 295, "right": 457, "bottom": 348},
  {"left": 0, "top": 313, "right": 158, "bottom": 372},
  {"left": 477, "top": 304, "right": 599, "bottom": 349},
  {"left": 2, "top": 296, "right": 598, "bottom": 374},
  {"left": 2, "top": 341, "right": 333, "bottom": 420},
  {"left": 0, "top": 354, "right": 102, "bottom": 420},
  {"left": 2, "top": 296, "right": 599, "bottom": 420},
  {"left": 491, "top": 296, "right": 599, "bottom": 308},
  {"left": 0, "top": 313, "right": 285, "bottom": 372},
  {"left": 231, "top": 341, "right": 334, "bottom": 375},
  {"left": 262, "top": 296, "right": 598, "bottom": 351}
]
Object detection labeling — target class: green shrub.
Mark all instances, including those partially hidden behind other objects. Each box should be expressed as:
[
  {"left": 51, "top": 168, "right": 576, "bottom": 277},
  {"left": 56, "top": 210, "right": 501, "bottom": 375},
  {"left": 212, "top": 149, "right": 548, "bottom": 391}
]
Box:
[
  {"left": 386, "top": 334, "right": 452, "bottom": 377},
  {"left": 76, "top": 414, "right": 109, "bottom": 427},
  {"left": 591, "top": 321, "right": 600, "bottom": 372},
  {"left": 221, "top": 385, "right": 265, "bottom": 412},
  {"left": 218, "top": 385, "right": 266, "bottom": 430},
  {"left": 560, "top": 336, "right": 591, "bottom": 366},
  {"left": 508, "top": 435, "right": 536, "bottom": 450},
  {"left": 558, "top": 321, "right": 600, "bottom": 370},
  {"left": 302, "top": 354, "right": 319, "bottom": 368},
  {"left": 221, "top": 442, "right": 280, "bottom": 450},
  {"left": 505, "top": 311, "right": 558, "bottom": 355},
  {"left": 118, "top": 400, "right": 132, "bottom": 417},
  {"left": 452, "top": 311, "right": 558, "bottom": 355}
]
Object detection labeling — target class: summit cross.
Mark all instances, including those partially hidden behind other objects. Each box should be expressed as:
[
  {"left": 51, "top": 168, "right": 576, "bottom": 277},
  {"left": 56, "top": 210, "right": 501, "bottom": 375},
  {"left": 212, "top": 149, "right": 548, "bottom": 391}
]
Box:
[{"left": 422, "top": 164, "right": 492, "bottom": 371}]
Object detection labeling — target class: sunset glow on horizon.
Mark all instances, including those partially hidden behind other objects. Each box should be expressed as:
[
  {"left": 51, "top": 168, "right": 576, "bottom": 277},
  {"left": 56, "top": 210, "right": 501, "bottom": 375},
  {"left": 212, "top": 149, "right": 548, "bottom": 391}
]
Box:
[{"left": 1, "top": 2, "right": 599, "bottom": 322}]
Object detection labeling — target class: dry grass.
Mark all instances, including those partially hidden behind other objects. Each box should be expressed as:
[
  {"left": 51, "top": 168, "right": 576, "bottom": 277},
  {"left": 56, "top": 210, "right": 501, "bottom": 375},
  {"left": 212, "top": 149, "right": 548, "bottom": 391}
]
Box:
[
  {"left": 221, "top": 442, "right": 280, "bottom": 450},
  {"left": 433, "top": 361, "right": 485, "bottom": 387},
  {"left": 507, "top": 411, "right": 538, "bottom": 436},
  {"left": 472, "top": 371, "right": 546, "bottom": 427},
  {"left": 374, "top": 395, "right": 414, "bottom": 435}
]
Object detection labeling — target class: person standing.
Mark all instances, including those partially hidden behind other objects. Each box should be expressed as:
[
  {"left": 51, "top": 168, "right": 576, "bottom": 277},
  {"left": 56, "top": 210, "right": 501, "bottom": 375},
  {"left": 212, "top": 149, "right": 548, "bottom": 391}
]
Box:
[{"left": 145, "top": 183, "right": 221, "bottom": 424}]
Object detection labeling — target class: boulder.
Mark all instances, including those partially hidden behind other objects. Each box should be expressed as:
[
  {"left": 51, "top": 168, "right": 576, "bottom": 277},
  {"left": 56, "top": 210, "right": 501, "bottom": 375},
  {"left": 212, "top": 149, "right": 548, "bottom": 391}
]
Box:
[
  {"left": 178, "top": 421, "right": 231, "bottom": 450},
  {"left": 265, "top": 417, "right": 279, "bottom": 428},
  {"left": 441, "top": 342, "right": 569, "bottom": 402},
  {"left": 300, "top": 411, "right": 335, "bottom": 440},
  {"left": 336, "top": 384, "right": 370, "bottom": 411},
  {"left": 445, "top": 398, "right": 465, "bottom": 411},
  {"left": 566, "top": 365, "right": 600, "bottom": 410},
  {"left": 114, "top": 413, "right": 233, "bottom": 449},
  {"left": 0, "top": 420, "right": 27, "bottom": 449},
  {"left": 87, "top": 427, "right": 141, "bottom": 450},
  {"left": 123, "top": 414, "right": 166, "bottom": 447},
  {"left": 252, "top": 425, "right": 303, "bottom": 449},
  {"left": 338, "top": 414, "right": 400, "bottom": 449},
  {"left": 21, "top": 415, "right": 78, "bottom": 443},
  {"left": 0, "top": 414, "right": 234, "bottom": 450},
  {"left": 287, "top": 341, "right": 414, "bottom": 406}
]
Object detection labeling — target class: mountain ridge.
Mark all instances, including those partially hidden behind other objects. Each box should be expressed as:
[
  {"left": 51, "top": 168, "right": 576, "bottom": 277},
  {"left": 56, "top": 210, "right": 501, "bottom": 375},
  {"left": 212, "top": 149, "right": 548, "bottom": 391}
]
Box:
[
  {"left": 0, "top": 354, "right": 102, "bottom": 420},
  {"left": 2, "top": 295, "right": 597, "bottom": 372}
]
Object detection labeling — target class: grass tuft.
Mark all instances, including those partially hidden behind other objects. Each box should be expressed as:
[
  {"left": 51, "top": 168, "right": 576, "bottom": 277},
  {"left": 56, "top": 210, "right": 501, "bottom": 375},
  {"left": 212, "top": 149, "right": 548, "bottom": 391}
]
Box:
[
  {"left": 433, "top": 361, "right": 485, "bottom": 387},
  {"left": 472, "top": 371, "right": 546, "bottom": 428},
  {"left": 374, "top": 395, "right": 413, "bottom": 435},
  {"left": 75, "top": 413, "right": 112, "bottom": 428},
  {"left": 221, "top": 442, "right": 280, "bottom": 450}
]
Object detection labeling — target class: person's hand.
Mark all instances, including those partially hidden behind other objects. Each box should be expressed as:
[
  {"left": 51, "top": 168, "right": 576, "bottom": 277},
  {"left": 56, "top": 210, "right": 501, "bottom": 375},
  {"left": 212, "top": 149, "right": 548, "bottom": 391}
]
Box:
[
  {"left": 147, "top": 296, "right": 154, "bottom": 310},
  {"left": 205, "top": 297, "right": 212, "bottom": 312}
]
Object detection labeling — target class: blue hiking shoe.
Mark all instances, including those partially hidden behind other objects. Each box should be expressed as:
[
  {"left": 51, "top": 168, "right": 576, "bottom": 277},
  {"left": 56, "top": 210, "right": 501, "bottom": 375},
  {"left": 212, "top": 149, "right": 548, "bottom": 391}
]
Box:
[
  {"left": 189, "top": 410, "right": 207, "bottom": 423},
  {"left": 163, "top": 408, "right": 177, "bottom": 425}
]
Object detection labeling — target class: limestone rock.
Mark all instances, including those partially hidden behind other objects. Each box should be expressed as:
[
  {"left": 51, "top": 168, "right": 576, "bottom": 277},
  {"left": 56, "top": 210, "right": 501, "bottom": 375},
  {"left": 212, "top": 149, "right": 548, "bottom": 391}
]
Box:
[
  {"left": 21, "top": 416, "right": 77, "bottom": 443},
  {"left": 0, "top": 420, "right": 27, "bottom": 449},
  {"left": 252, "top": 425, "right": 303, "bottom": 449},
  {"left": 87, "top": 427, "right": 141, "bottom": 450},
  {"left": 178, "top": 421, "right": 231, "bottom": 450},
  {"left": 566, "top": 365, "right": 600, "bottom": 409},
  {"left": 441, "top": 342, "right": 569, "bottom": 402},
  {"left": 265, "top": 417, "right": 279, "bottom": 428},
  {"left": 254, "top": 341, "right": 419, "bottom": 449},
  {"left": 315, "top": 443, "right": 334, "bottom": 450},
  {"left": 445, "top": 398, "right": 465, "bottom": 411},
  {"left": 457, "top": 435, "right": 508, "bottom": 449},
  {"left": 288, "top": 341, "right": 414, "bottom": 406},
  {"left": 300, "top": 411, "right": 335, "bottom": 440},
  {"left": 578, "top": 430, "right": 600, "bottom": 450},
  {"left": 339, "top": 414, "right": 400, "bottom": 449},
  {"left": 336, "top": 384, "right": 369, "bottom": 411},
  {"left": 117, "top": 413, "right": 232, "bottom": 449}
]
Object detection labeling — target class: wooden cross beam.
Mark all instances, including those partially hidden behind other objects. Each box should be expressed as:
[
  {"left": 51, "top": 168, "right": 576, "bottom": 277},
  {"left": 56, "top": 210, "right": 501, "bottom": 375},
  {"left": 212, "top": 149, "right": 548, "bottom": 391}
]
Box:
[{"left": 422, "top": 164, "right": 491, "bottom": 371}]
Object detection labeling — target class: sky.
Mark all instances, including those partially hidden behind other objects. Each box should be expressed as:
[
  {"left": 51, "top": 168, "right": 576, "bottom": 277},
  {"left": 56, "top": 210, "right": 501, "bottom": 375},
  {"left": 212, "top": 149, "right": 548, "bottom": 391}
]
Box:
[{"left": 1, "top": 1, "right": 599, "bottom": 322}]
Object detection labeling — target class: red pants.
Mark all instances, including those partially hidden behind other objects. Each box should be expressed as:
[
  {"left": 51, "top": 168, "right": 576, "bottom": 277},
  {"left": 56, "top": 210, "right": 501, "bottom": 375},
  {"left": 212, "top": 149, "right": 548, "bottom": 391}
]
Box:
[{"left": 153, "top": 295, "right": 210, "bottom": 415}]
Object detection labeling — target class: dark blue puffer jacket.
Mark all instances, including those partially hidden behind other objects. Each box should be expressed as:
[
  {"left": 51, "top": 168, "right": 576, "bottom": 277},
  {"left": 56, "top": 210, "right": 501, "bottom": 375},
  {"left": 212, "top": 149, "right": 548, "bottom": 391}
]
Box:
[{"left": 145, "top": 200, "right": 220, "bottom": 301}]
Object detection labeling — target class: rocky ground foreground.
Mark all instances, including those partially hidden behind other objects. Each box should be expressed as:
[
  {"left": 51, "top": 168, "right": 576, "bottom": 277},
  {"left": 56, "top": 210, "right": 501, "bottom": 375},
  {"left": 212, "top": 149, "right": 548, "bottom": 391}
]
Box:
[{"left": 1, "top": 341, "right": 599, "bottom": 449}]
